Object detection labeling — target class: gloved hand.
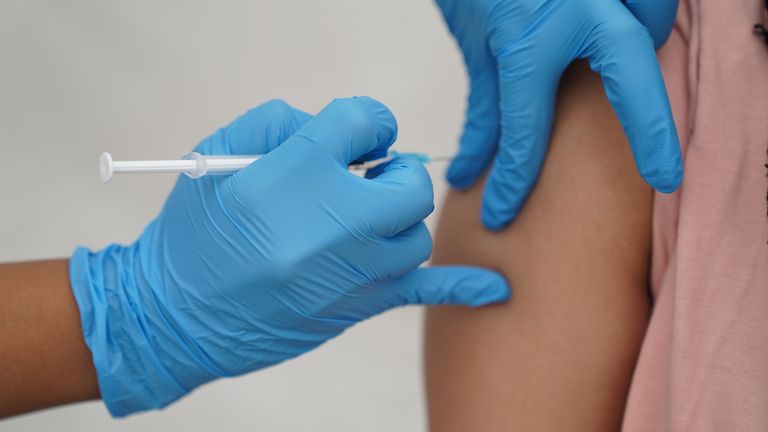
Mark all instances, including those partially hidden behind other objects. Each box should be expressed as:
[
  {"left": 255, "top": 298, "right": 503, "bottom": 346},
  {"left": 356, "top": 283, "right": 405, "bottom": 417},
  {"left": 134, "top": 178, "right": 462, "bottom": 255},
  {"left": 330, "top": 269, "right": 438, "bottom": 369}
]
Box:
[
  {"left": 437, "top": 0, "right": 683, "bottom": 229},
  {"left": 69, "top": 97, "right": 509, "bottom": 416}
]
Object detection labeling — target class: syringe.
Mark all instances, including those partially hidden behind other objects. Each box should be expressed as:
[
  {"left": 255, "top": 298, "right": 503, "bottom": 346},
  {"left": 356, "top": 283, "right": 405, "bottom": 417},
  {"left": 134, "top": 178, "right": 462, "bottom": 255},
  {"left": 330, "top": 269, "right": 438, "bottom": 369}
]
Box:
[{"left": 99, "top": 151, "right": 437, "bottom": 183}]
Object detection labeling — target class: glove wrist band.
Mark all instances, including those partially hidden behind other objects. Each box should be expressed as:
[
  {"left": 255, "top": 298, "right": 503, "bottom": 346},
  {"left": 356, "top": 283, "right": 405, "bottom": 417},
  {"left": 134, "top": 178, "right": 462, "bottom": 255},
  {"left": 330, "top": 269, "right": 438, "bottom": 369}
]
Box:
[{"left": 69, "top": 244, "right": 212, "bottom": 416}]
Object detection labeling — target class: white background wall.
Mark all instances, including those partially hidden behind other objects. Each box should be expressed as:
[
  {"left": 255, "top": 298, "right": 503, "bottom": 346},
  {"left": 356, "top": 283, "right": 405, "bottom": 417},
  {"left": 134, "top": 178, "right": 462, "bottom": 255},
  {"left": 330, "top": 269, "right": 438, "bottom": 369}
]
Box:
[{"left": 0, "top": 0, "right": 469, "bottom": 430}]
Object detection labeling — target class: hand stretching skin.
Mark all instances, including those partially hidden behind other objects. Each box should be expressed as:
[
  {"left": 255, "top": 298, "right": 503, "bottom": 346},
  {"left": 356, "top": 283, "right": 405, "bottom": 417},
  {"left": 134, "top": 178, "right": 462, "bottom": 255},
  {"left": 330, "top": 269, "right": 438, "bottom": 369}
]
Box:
[{"left": 436, "top": 0, "right": 682, "bottom": 229}]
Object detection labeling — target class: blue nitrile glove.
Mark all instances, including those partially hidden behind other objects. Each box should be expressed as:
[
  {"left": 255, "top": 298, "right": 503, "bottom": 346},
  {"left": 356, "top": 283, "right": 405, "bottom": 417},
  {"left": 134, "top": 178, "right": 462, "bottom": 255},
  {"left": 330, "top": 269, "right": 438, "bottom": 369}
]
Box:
[
  {"left": 437, "top": 0, "right": 683, "bottom": 229},
  {"left": 69, "top": 97, "right": 510, "bottom": 417}
]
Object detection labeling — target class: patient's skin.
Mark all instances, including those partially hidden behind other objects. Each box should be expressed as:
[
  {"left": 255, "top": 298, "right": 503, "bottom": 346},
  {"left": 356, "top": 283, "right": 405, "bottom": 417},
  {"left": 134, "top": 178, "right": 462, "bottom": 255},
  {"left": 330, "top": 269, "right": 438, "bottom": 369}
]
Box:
[{"left": 425, "top": 60, "right": 653, "bottom": 431}]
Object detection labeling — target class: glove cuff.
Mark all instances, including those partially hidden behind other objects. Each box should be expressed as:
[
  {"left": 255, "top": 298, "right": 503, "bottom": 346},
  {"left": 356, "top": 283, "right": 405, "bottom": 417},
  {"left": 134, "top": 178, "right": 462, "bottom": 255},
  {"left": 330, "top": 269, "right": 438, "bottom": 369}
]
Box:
[{"left": 69, "top": 244, "right": 213, "bottom": 417}]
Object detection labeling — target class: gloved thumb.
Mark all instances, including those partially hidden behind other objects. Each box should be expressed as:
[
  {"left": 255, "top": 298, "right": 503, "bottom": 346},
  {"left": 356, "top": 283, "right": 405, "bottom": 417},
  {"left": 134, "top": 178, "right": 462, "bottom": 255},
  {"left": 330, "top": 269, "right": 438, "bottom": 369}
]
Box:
[{"left": 384, "top": 266, "right": 510, "bottom": 307}]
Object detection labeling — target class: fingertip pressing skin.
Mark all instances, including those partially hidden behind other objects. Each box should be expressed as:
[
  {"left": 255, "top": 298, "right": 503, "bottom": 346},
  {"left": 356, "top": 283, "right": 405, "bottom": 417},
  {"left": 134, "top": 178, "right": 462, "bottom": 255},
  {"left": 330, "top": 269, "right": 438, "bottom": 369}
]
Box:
[
  {"left": 458, "top": 268, "right": 511, "bottom": 306},
  {"left": 581, "top": 7, "right": 684, "bottom": 196},
  {"left": 392, "top": 267, "right": 510, "bottom": 307},
  {"left": 439, "top": 267, "right": 510, "bottom": 307},
  {"left": 636, "top": 143, "right": 683, "bottom": 193},
  {"left": 445, "top": 70, "right": 502, "bottom": 190},
  {"left": 445, "top": 117, "right": 499, "bottom": 191},
  {"left": 447, "top": 155, "right": 486, "bottom": 190}
]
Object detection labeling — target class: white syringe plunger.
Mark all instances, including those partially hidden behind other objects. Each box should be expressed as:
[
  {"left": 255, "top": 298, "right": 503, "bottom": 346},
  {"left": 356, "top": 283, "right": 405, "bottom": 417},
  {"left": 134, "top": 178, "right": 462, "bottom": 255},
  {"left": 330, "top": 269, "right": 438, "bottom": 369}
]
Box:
[{"left": 99, "top": 152, "right": 260, "bottom": 182}]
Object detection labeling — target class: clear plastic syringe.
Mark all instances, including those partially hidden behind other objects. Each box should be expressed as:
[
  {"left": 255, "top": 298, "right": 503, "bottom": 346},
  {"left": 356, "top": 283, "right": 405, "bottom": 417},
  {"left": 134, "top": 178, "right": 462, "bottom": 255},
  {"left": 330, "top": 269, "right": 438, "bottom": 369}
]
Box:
[{"left": 99, "top": 151, "right": 434, "bottom": 183}]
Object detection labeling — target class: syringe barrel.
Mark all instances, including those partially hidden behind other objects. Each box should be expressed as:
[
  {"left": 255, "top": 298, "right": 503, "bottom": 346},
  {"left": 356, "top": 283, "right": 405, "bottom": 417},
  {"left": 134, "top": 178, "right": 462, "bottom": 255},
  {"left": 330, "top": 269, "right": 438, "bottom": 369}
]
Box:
[
  {"left": 100, "top": 150, "right": 432, "bottom": 183},
  {"left": 182, "top": 153, "right": 259, "bottom": 178},
  {"left": 200, "top": 156, "right": 260, "bottom": 174}
]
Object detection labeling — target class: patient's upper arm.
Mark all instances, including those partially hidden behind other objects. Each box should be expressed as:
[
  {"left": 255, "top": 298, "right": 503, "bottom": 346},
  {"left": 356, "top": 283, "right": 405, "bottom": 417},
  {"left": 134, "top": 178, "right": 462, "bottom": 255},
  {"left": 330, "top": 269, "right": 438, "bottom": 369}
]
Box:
[{"left": 425, "top": 60, "right": 653, "bottom": 432}]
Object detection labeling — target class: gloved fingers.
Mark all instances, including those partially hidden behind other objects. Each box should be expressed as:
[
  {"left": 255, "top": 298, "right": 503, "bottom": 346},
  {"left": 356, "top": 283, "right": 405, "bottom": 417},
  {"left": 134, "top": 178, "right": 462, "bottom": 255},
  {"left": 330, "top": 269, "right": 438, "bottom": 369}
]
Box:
[
  {"left": 371, "top": 222, "right": 433, "bottom": 278},
  {"left": 382, "top": 266, "right": 510, "bottom": 307},
  {"left": 194, "top": 99, "right": 311, "bottom": 155},
  {"left": 435, "top": 0, "right": 501, "bottom": 190},
  {"left": 581, "top": 7, "right": 683, "bottom": 194},
  {"left": 365, "top": 156, "right": 434, "bottom": 237},
  {"left": 622, "top": 0, "right": 679, "bottom": 48},
  {"left": 480, "top": 55, "right": 558, "bottom": 230},
  {"left": 285, "top": 96, "right": 398, "bottom": 167},
  {"left": 446, "top": 59, "right": 501, "bottom": 190}
]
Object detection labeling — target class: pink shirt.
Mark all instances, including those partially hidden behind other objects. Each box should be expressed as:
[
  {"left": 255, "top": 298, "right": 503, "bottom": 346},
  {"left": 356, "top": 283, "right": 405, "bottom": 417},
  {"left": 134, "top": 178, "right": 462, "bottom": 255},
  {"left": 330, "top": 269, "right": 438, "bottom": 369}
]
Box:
[{"left": 623, "top": 0, "right": 768, "bottom": 430}]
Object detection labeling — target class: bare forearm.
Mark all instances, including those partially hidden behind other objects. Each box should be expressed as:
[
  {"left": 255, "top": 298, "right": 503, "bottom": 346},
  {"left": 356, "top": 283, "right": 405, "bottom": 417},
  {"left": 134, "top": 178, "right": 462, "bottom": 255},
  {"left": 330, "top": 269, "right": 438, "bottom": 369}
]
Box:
[{"left": 0, "top": 259, "right": 99, "bottom": 418}]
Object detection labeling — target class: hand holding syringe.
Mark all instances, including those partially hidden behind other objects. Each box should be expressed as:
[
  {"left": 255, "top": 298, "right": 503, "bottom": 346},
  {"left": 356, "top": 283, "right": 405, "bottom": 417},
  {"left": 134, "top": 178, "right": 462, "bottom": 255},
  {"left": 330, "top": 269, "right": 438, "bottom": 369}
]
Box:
[
  {"left": 72, "top": 98, "right": 510, "bottom": 417},
  {"left": 99, "top": 151, "right": 453, "bottom": 182}
]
